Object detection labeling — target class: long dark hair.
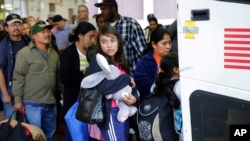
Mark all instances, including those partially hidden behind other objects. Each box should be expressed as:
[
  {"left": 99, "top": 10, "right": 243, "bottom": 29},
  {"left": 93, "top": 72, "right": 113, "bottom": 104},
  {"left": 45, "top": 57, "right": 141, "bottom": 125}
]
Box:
[
  {"left": 153, "top": 53, "right": 180, "bottom": 109},
  {"left": 69, "top": 22, "right": 96, "bottom": 42},
  {"left": 96, "top": 26, "right": 130, "bottom": 74},
  {"left": 142, "top": 27, "right": 171, "bottom": 56}
]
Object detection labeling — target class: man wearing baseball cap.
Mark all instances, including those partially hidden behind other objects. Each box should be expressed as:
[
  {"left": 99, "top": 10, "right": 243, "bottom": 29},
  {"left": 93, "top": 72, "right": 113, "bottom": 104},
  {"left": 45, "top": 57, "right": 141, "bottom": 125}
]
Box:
[
  {"left": 52, "top": 14, "right": 72, "bottom": 53},
  {"left": 0, "top": 13, "right": 30, "bottom": 119},
  {"left": 30, "top": 22, "right": 52, "bottom": 35},
  {"left": 12, "top": 22, "right": 60, "bottom": 141},
  {"left": 46, "top": 12, "right": 56, "bottom": 24},
  {"left": 94, "top": 0, "right": 118, "bottom": 8},
  {"left": 46, "top": 12, "right": 57, "bottom": 33}
]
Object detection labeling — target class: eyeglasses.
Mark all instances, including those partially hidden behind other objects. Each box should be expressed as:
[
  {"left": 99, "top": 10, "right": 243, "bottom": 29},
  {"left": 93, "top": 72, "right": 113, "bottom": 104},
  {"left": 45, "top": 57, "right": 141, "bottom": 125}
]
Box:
[{"left": 9, "top": 22, "right": 21, "bottom": 27}]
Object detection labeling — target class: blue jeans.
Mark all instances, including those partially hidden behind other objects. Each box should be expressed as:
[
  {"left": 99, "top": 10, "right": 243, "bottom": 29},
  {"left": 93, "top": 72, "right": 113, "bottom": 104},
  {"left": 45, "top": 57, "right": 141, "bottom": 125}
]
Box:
[
  {"left": 0, "top": 96, "right": 15, "bottom": 118},
  {"left": 24, "top": 103, "right": 57, "bottom": 141}
]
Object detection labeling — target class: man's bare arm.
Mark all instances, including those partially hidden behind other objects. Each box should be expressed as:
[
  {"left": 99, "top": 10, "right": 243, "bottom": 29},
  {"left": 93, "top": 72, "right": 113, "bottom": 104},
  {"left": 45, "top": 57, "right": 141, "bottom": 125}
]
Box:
[{"left": 0, "top": 69, "right": 11, "bottom": 104}]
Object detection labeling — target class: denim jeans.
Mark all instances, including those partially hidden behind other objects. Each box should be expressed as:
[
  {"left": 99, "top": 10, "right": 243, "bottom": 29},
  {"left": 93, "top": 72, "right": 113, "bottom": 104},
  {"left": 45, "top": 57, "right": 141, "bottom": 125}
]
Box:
[
  {"left": 0, "top": 96, "right": 15, "bottom": 118},
  {"left": 24, "top": 103, "right": 57, "bottom": 141}
]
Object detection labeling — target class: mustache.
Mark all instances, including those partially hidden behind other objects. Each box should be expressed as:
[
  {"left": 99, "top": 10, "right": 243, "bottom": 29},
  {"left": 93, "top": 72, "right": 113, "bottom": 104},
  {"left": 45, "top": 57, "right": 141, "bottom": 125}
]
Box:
[{"left": 13, "top": 29, "right": 21, "bottom": 32}]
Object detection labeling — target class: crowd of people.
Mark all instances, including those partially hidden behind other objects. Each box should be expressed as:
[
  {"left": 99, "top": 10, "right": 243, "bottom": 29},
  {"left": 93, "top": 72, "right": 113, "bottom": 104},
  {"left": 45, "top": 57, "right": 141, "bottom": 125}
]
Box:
[{"left": 0, "top": 0, "right": 181, "bottom": 141}]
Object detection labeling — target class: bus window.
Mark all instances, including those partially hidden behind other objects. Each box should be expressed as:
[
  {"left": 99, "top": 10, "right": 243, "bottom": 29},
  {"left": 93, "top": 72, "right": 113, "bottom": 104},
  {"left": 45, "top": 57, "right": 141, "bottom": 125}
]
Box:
[{"left": 190, "top": 90, "right": 250, "bottom": 141}]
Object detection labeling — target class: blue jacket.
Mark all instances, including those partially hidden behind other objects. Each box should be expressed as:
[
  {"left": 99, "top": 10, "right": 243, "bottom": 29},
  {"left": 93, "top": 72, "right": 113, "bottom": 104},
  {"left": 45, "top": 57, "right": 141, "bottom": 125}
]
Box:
[
  {"left": 0, "top": 35, "right": 30, "bottom": 96},
  {"left": 133, "top": 51, "right": 158, "bottom": 100},
  {"left": 87, "top": 55, "right": 139, "bottom": 129}
]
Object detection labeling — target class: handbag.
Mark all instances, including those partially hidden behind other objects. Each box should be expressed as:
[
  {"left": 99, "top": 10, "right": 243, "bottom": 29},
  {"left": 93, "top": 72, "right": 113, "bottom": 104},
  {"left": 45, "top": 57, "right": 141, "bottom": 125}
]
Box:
[
  {"left": 75, "top": 87, "right": 104, "bottom": 124},
  {"left": 64, "top": 100, "right": 89, "bottom": 141},
  {"left": 0, "top": 111, "right": 38, "bottom": 141}
]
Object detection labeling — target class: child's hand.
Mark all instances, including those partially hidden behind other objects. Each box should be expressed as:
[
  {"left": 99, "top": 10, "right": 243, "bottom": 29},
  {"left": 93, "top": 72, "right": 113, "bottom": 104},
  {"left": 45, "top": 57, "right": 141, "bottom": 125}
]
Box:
[
  {"left": 130, "top": 77, "right": 136, "bottom": 88},
  {"left": 123, "top": 93, "right": 137, "bottom": 105}
]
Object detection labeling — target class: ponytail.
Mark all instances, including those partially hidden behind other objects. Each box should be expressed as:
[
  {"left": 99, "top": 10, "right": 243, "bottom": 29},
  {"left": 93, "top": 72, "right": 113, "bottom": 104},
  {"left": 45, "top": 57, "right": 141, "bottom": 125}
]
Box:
[{"left": 154, "top": 72, "right": 180, "bottom": 109}]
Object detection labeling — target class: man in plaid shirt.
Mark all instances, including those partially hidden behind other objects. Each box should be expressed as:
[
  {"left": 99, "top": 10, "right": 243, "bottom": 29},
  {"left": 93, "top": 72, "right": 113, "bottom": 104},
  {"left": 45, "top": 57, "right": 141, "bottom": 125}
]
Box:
[{"left": 95, "top": 0, "right": 147, "bottom": 74}]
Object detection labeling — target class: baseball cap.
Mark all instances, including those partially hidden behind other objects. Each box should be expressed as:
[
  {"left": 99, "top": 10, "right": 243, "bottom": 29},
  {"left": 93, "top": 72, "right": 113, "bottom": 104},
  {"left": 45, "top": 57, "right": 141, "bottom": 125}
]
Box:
[
  {"left": 95, "top": 0, "right": 117, "bottom": 8},
  {"left": 46, "top": 12, "right": 56, "bottom": 22},
  {"left": 31, "top": 22, "right": 52, "bottom": 35},
  {"left": 5, "top": 13, "right": 22, "bottom": 25},
  {"left": 52, "top": 15, "right": 67, "bottom": 23},
  {"left": 147, "top": 14, "right": 155, "bottom": 21}
]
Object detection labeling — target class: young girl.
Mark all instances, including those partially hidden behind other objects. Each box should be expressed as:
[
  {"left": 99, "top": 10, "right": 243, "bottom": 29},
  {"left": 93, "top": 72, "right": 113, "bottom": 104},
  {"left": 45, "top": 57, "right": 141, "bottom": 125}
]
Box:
[
  {"left": 21, "top": 22, "right": 31, "bottom": 38},
  {"left": 155, "top": 53, "right": 182, "bottom": 140},
  {"left": 87, "top": 26, "right": 139, "bottom": 141},
  {"left": 160, "top": 53, "right": 182, "bottom": 141},
  {"left": 137, "top": 53, "right": 181, "bottom": 141}
]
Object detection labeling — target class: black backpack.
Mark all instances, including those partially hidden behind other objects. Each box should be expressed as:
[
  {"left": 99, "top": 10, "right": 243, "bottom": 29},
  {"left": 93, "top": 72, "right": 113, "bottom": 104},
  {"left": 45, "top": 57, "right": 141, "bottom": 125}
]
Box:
[{"left": 137, "top": 94, "right": 179, "bottom": 141}]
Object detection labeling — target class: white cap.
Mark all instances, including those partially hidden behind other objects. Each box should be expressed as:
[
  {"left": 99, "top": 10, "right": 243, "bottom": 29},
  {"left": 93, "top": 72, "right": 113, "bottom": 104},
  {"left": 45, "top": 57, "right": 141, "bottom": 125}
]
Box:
[{"left": 46, "top": 12, "right": 56, "bottom": 21}]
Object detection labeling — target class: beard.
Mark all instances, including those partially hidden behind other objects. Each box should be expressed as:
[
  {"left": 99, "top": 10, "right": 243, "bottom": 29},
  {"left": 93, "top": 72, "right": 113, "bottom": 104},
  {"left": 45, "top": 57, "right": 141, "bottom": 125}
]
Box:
[{"left": 12, "top": 30, "right": 21, "bottom": 36}]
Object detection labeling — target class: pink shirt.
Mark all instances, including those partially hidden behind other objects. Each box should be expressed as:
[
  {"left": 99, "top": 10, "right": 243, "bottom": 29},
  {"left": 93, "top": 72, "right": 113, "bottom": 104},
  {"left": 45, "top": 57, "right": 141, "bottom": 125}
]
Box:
[{"left": 111, "top": 64, "right": 126, "bottom": 108}]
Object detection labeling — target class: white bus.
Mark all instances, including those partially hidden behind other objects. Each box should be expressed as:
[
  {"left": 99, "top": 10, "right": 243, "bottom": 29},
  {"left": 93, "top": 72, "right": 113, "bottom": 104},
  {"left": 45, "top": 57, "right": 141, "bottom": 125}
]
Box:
[{"left": 177, "top": 0, "right": 250, "bottom": 140}]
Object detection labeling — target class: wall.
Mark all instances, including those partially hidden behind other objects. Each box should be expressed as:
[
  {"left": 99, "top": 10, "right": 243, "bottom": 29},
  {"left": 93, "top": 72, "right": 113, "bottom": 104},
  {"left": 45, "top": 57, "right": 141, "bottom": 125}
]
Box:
[{"left": 26, "top": 0, "right": 83, "bottom": 22}]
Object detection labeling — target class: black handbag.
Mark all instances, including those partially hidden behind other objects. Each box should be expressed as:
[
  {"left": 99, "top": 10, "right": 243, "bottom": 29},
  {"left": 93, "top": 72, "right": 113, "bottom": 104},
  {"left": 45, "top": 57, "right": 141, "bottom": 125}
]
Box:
[
  {"left": 75, "top": 87, "right": 104, "bottom": 124},
  {"left": 0, "top": 111, "right": 33, "bottom": 141}
]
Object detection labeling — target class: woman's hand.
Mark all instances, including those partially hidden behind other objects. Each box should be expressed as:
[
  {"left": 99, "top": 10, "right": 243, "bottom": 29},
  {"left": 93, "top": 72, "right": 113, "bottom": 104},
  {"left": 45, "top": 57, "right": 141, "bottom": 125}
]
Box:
[{"left": 123, "top": 94, "right": 137, "bottom": 105}]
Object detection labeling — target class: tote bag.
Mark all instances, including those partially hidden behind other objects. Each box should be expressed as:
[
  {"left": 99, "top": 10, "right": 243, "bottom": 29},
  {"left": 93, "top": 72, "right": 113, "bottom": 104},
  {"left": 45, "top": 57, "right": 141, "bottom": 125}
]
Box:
[{"left": 64, "top": 101, "right": 89, "bottom": 141}]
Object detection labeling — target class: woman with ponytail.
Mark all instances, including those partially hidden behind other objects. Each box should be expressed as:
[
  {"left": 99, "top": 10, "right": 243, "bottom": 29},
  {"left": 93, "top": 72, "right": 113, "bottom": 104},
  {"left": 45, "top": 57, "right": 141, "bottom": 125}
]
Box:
[{"left": 60, "top": 22, "right": 97, "bottom": 141}]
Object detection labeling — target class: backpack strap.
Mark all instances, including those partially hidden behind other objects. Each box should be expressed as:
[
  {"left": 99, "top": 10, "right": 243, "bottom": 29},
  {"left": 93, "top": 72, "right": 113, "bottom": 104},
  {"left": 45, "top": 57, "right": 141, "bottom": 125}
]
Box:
[{"left": 172, "top": 79, "right": 182, "bottom": 134}]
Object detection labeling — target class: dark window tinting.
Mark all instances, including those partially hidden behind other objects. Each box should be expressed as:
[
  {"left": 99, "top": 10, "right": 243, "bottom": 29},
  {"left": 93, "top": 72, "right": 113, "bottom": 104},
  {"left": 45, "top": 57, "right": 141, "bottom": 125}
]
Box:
[{"left": 190, "top": 90, "right": 250, "bottom": 141}]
